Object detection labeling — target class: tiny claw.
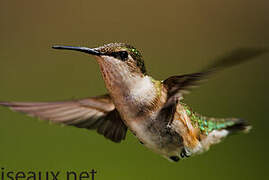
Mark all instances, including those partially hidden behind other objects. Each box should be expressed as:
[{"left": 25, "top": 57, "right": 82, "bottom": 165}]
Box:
[{"left": 180, "top": 148, "right": 190, "bottom": 158}]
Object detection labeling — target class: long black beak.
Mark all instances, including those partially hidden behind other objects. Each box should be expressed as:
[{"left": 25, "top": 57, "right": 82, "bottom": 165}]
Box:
[{"left": 52, "top": 45, "right": 103, "bottom": 56}]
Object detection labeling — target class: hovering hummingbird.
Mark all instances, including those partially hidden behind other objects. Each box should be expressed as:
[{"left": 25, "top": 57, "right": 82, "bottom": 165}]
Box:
[{"left": 0, "top": 43, "right": 267, "bottom": 162}]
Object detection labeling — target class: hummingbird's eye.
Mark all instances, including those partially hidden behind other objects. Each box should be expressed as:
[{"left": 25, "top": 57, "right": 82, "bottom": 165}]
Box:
[
  {"left": 109, "top": 51, "right": 129, "bottom": 61},
  {"left": 118, "top": 51, "right": 128, "bottom": 61}
]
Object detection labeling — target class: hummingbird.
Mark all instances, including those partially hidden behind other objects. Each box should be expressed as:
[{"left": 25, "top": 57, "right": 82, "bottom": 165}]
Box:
[{"left": 0, "top": 43, "right": 267, "bottom": 162}]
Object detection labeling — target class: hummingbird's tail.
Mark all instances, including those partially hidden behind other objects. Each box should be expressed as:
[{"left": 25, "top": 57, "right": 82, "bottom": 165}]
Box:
[
  {"left": 197, "top": 117, "right": 251, "bottom": 152},
  {"left": 223, "top": 118, "right": 251, "bottom": 134},
  {"left": 182, "top": 102, "right": 252, "bottom": 135},
  {"left": 181, "top": 103, "right": 251, "bottom": 153},
  {"left": 196, "top": 115, "right": 252, "bottom": 136}
]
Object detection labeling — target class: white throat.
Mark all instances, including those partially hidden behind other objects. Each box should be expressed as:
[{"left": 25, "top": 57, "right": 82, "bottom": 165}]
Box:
[{"left": 128, "top": 76, "right": 156, "bottom": 104}]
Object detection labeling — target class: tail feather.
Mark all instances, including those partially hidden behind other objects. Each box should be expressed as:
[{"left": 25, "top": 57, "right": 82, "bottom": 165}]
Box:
[
  {"left": 199, "top": 118, "right": 251, "bottom": 152},
  {"left": 205, "top": 117, "right": 252, "bottom": 135},
  {"left": 225, "top": 118, "right": 252, "bottom": 134}
]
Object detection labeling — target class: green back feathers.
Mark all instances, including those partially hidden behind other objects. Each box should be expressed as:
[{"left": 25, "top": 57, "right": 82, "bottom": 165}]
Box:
[{"left": 181, "top": 102, "right": 238, "bottom": 135}]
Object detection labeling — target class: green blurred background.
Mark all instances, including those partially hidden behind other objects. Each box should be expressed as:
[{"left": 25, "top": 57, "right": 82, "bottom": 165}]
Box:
[{"left": 0, "top": 0, "right": 268, "bottom": 179}]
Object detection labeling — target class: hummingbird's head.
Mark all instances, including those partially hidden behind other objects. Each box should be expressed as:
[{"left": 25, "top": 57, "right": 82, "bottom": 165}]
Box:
[
  {"left": 52, "top": 43, "right": 146, "bottom": 75},
  {"left": 96, "top": 43, "right": 146, "bottom": 74},
  {"left": 52, "top": 43, "right": 148, "bottom": 92}
]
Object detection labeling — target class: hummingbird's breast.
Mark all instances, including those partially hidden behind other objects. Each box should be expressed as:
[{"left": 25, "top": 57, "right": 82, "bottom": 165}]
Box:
[
  {"left": 118, "top": 82, "right": 186, "bottom": 159},
  {"left": 97, "top": 58, "right": 187, "bottom": 159}
]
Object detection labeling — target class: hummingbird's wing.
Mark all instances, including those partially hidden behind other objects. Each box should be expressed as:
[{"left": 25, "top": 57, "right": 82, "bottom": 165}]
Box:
[
  {"left": 0, "top": 94, "right": 127, "bottom": 143},
  {"left": 163, "top": 48, "right": 267, "bottom": 104}
]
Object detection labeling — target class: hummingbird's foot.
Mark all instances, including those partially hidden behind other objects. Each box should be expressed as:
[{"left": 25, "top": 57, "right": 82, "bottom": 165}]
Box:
[
  {"left": 180, "top": 148, "right": 191, "bottom": 158},
  {"left": 169, "top": 148, "right": 191, "bottom": 162},
  {"left": 169, "top": 156, "right": 180, "bottom": 162}
]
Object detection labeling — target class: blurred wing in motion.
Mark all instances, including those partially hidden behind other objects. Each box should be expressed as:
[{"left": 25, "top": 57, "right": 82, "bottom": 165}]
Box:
[
  {"left": 163, "top": 48, "right": 268, "bottom": 104},
  {"left": 0, "top": 94, "right": 127, "bottom": 143}
]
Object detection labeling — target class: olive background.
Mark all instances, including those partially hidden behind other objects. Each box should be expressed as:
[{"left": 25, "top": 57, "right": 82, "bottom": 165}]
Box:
[{"left": 0, "top": 0, "right": 268, "bottom": 179}]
